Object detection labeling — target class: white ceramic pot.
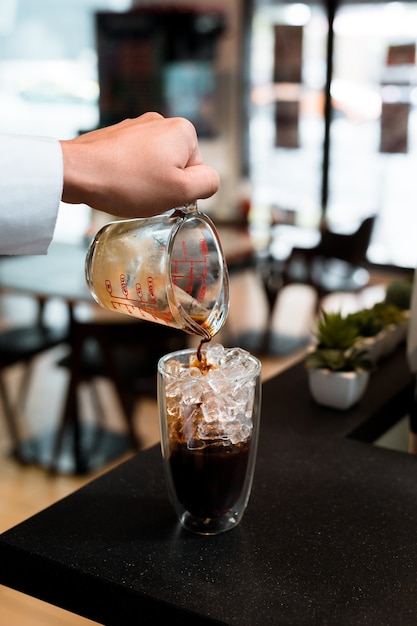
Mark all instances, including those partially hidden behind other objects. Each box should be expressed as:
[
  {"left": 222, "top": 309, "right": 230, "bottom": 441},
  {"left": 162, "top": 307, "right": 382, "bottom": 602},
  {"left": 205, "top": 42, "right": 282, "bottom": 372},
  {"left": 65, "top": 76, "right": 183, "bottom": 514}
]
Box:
[
  {"left": 355, "top": 333, "right": 386, "bottom": 364},
  {"left": 380, "top": 324, "right": 405, "bottom": 356},
  {"left": 356, "top": 315, "right": 409, "bottom": 363},
  {"left": 307, "top": 368, "right": 370, "bottom": 410}
]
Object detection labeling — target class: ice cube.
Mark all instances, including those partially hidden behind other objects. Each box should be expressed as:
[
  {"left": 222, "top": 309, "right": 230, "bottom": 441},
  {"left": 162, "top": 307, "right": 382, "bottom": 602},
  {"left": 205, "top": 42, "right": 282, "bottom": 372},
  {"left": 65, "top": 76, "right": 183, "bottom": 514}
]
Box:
[
  {"left": 165, "top": 358, "right": 182, "bottom": 377},
  {"left": 206, "top": 343, "right": 225, "bottom": 367},
  {"left": 201, "top": 400, "right": 218, "bottom": 423},
  {"left": 206, "top": 368, "right": 230, "bottom": 394},
  {"left": 181, "top": 379, "right": 203, "bottom": 404},
  {"left": 225, "top": 397, "right": 246, "bottom": 422},
  {"left": 188, "top": 366, "right": 202, "bottom": 378},
  {"left": 197, "top": 421, "right": 222, "bottom": 440},
  {"left": 221, "top": 347, "right": 250, "bottom": 368},
  {"left": 165, "top": 379, "right": 182, "bottom": 399}
]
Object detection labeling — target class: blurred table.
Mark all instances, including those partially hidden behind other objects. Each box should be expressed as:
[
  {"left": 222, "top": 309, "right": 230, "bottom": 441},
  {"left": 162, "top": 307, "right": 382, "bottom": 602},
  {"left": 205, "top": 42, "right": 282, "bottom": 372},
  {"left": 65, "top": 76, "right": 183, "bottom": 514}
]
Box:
[
  {"left": 0, "top": 240, "right": 91, "bottom": 304},
  {"left": 0, "top": 242, "right": 139, "bottom": 473},
  {"left": 0, "top": 227, "right": 257, "bottom": 299}
]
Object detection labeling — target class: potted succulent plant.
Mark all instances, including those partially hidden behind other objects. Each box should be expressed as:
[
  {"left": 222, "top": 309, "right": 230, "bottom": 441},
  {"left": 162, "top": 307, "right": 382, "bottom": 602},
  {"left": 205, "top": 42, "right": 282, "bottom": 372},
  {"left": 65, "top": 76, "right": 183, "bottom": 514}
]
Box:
[
  {"left": 350, "top": 299, "right": 408, "bottom": 363},
  {"left": 348, "top": 307, "right": 386, "bottom": 364},
  {"left": 384, "top": 277, "right": 412, "bottom": 341},
  {"left": 372, "top": 300, "right": 408, "bottom": 355},
  {"left": 305, "top": 310, "right": 372, "bottom": 410},
  {"left": 384, "top": 277, "right": 413, "bottom": 312}
]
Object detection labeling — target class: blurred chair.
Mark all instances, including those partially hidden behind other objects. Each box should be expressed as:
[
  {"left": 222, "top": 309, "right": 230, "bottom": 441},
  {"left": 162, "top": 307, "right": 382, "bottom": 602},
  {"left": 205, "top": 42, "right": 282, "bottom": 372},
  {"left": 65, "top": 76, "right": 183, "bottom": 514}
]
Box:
[
  {"left": 267, "top": 283, "right": 317, "bottom": 356},
  {"left": 0, "top": 296, "right": 69, "bottom": 460},
  {"left": 281, "top": 215, "right": 376, "bottom": 300},
  {"left": 53, "top": 306, "right": 185, "bottom": 471},
  {"left": 220, "top": 267, "right": 270, "bottom": 353}
]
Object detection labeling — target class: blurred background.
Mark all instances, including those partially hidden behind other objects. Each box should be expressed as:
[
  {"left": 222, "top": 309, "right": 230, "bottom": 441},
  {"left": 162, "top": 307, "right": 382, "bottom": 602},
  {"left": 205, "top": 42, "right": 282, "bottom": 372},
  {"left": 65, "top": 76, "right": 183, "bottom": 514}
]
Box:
[{"left": 1, "top": 0, "right": 416, "bottom": 268}]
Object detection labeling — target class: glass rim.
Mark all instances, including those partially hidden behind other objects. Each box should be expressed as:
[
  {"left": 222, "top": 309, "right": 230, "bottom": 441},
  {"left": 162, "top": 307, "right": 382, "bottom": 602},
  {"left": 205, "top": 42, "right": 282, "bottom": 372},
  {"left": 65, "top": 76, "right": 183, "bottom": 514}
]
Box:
[{"left": 157, "top": 346, "right": 262, "bottom": 381}]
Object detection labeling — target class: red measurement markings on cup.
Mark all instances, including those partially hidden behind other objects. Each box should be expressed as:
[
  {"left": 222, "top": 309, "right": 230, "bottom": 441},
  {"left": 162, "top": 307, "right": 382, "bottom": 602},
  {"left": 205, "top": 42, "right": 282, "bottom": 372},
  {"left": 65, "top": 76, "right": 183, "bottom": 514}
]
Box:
[
  {"left": 120, "top": 274, "right": 129, "bottom": 297},
  {"left": 171, "top": 239, "right": 208, "bottom": 303},
  {"left": 102, "top": 275, "right": 161, "bottom": 319},
  {"left": 197, "top": 238, "right": 209, "bottom": 303},
  {"left": 147, "top": 276, "right": 156, "bottom": 303}
]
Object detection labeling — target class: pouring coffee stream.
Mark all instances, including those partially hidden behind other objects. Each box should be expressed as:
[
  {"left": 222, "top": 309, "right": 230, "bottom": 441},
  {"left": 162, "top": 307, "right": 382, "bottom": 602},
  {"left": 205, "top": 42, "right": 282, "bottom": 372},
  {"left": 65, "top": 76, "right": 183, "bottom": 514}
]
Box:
[{"left": 197, "top": 337, "right": 211, "bottom": 363}]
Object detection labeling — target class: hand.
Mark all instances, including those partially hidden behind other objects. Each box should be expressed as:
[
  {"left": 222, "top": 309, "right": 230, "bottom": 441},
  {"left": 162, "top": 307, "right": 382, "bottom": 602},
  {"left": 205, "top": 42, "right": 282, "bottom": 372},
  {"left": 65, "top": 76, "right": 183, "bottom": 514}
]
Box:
[{"left": 60, "top": 112, "right": 219, "bottom": 216}]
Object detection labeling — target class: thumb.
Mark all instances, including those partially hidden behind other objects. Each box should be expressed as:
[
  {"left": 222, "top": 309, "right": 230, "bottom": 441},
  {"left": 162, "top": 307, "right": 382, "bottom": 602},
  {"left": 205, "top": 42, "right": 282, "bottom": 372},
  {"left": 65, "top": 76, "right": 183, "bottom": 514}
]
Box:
[{"left": 182, "top": 164, "right": 220, "bottom": 200}]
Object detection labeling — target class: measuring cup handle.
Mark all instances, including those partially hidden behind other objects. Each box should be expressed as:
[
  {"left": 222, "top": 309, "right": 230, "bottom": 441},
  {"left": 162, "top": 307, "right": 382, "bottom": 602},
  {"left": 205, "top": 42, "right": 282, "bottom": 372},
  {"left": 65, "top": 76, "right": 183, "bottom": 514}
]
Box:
[
  {"left": 169, "top": 201, "right": 199, "bottom": 219},
  {"left": 183, "top": 201, "right": 198, "bottom": 213}
]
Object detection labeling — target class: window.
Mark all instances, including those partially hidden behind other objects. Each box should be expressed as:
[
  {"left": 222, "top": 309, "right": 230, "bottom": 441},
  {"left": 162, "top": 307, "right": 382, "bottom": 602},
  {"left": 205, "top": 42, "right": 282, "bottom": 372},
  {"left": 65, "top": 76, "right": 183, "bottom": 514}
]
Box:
[{"left": 249, "top": 1, "right": 417, "bottom": 269}]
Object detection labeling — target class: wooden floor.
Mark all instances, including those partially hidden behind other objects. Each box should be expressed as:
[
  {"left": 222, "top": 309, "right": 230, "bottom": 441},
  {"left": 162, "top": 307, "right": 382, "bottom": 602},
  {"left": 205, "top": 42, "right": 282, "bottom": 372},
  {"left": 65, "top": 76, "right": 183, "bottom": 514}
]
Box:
[
  {"left": 0, "top": 344, "right": 162, "bottom": 626},
  {"left": 0, "top": 292, "right": 302, "bottom": 626}
]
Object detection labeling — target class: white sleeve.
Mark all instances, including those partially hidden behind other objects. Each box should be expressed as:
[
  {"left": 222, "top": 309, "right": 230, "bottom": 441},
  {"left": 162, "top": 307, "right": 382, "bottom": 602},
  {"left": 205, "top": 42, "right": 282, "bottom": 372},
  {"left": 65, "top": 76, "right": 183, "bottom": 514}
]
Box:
[{"left": 0, "top": 134, "right": 63, "bottom": 255}]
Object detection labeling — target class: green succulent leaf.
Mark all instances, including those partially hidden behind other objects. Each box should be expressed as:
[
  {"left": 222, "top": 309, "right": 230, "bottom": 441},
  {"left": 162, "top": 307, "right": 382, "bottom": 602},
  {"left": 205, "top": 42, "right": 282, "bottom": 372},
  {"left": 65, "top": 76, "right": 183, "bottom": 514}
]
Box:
[
  {"left": 372, "top": 301, "right": 403, "bottom": 326},
  {"left": 348, "top": 308, "right": 383, "bottom": 337},
  {"left": 315, "top": 310, "right": 359, "bottom": 350},
  {"left": 385, "top": 278, "right": 413, "bottom": 311}
]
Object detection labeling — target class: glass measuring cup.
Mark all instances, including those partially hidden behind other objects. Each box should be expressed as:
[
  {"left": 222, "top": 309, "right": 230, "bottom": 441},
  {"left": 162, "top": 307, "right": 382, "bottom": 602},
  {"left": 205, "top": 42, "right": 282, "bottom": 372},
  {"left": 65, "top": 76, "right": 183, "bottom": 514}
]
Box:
[{"left": 85, "top": 203, "right": 229, "bottom": 339}]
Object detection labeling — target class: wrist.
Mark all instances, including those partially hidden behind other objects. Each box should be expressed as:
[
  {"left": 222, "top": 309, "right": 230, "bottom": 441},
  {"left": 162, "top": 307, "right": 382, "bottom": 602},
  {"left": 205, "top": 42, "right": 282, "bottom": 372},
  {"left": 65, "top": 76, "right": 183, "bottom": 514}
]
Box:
[{"left": 60, "top": 139, "right": 97, "bottom": 206}]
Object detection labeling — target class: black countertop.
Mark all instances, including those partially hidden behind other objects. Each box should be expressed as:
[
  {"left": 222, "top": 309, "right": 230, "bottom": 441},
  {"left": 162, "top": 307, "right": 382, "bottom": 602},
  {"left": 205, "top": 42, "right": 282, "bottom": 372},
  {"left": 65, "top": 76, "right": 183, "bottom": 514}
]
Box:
[{"left": 0, "top": 347, "right": 416, "bottom": 625}]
